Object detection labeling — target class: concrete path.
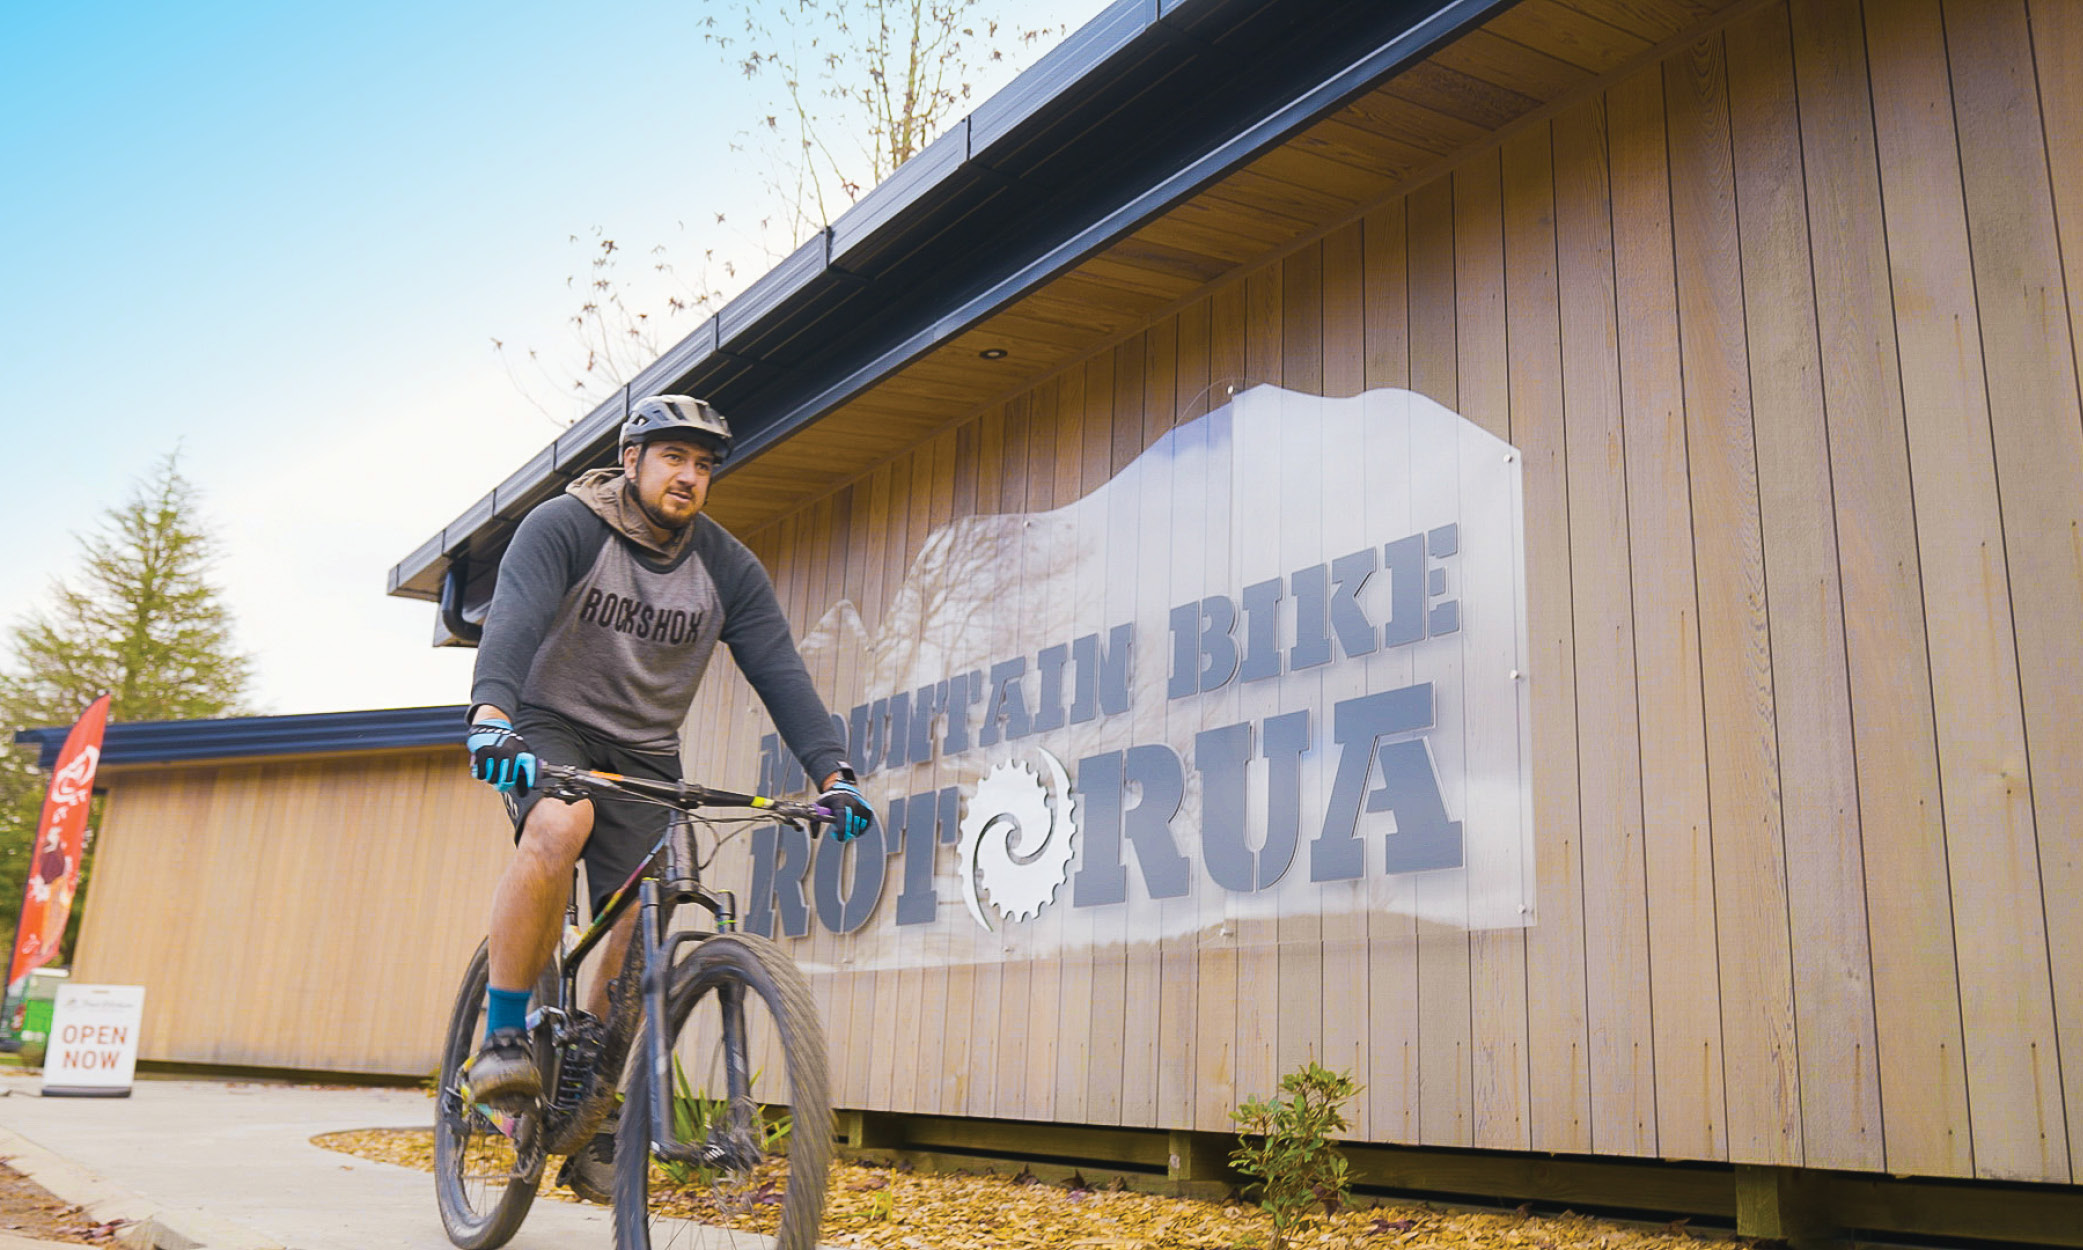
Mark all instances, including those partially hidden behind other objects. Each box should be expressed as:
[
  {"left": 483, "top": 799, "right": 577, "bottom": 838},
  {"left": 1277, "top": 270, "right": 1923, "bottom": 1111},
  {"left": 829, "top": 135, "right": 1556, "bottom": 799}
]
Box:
[{"left": 0, "top": 1070, "right": 614, "bottom": 1249}]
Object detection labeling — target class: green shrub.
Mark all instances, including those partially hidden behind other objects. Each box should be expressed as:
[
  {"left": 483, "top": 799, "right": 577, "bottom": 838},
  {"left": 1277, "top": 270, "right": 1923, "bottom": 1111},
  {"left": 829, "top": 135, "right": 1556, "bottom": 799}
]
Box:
[
  {"left": 660, "top": 1057, "right": 793, "bottom": 1187},
  {"left": 1230, "top": 1061, "right": 1361, "bottom": 1249}
]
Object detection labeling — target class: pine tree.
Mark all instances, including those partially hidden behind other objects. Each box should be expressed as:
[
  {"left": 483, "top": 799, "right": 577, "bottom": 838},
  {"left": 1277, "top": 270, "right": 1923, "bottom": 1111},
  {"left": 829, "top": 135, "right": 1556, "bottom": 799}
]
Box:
[{"left": 0, "top": 452, "right": 254, "bottom": 955}]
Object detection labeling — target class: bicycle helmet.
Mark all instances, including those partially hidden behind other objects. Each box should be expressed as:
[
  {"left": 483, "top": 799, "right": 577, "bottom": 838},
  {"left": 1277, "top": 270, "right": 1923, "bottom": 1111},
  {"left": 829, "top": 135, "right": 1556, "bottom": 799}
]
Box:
[{"left": 620, "top": 394, "right": 732, "bottom": 461}]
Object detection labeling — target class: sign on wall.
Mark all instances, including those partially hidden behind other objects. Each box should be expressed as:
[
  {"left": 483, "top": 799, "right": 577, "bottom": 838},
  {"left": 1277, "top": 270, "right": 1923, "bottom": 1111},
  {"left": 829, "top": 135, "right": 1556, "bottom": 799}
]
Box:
[
  {"left": 745, "top": 386, "right": 1533, "bottom": 951},
  {"left": 41, "top": 983, "right": 145, "bottom": 1098}
]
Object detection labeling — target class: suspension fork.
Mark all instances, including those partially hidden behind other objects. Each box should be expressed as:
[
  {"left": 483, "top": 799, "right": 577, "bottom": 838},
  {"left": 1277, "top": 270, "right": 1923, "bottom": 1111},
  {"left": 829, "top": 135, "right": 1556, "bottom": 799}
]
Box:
[
  {"left": 638, "top": 815, "right": 753, "bottom": 1164},
  {"left": 638, "top": 879, "right": 682, "bottom": 1160},
  {"left": 639, "top": 879, "right": 745, "bottom": 1165},
  {"left": 717, "top": 978, "right": 753, "bottom": 1141}
]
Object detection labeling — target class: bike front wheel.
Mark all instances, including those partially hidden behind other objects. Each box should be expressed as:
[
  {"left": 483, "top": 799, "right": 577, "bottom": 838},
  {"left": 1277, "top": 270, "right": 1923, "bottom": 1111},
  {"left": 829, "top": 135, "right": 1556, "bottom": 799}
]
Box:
[
  {"left": 613, "top": 932, "right": 833, "bottom": 1250},
  {"left": 433, "top": 939, "right": 555, "bottom": 1250}
]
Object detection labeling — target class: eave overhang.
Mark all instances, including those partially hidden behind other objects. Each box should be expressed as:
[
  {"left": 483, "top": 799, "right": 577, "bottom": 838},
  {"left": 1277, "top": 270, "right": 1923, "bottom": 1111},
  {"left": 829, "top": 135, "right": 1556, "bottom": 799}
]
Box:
[{"left": 388, "top": 0, "right": 1521, "bottom": 641}]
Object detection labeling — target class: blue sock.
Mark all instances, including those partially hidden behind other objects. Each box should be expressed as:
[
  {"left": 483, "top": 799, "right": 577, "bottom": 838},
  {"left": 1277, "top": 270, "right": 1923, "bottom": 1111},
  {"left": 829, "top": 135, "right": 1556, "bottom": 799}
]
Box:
[{"left": 485, "top": 987, "right": 532, "bottom": 1038}]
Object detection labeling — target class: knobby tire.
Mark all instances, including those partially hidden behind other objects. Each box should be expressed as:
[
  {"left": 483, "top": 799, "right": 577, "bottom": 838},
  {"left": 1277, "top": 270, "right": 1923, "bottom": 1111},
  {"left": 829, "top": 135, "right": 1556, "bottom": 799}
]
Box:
[
  {"left": 612, "top": 932, "right": 833, "bottom": 1250},
  {"left": 433, "top": 940, "right": 554, "bottom": 1250}
]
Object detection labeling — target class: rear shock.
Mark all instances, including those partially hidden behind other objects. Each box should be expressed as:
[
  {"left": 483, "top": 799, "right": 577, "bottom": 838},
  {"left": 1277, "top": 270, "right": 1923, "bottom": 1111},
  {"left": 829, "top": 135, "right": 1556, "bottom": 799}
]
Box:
[{"left": 552, "top": 1016, "right": 606, "bottom": 1113}]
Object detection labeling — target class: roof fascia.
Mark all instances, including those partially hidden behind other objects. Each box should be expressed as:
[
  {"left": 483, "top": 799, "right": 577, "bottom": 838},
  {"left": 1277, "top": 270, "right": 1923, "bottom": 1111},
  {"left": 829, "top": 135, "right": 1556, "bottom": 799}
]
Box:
[
  {"left": 734, "top": 0, "right": 1507, "bottom": 467},
  {"left": 12, "top": 705, "right": 471, "bottom": 771},
  {"left": 390, "top": 0, "right": 1511, "bottom": 614}
]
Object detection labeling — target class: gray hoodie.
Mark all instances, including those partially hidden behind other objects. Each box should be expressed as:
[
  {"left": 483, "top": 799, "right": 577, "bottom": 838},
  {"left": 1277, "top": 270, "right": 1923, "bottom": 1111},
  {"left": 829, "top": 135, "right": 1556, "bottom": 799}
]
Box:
[{"left": 469, "top": 470, "right": 847, "bottom": 779}]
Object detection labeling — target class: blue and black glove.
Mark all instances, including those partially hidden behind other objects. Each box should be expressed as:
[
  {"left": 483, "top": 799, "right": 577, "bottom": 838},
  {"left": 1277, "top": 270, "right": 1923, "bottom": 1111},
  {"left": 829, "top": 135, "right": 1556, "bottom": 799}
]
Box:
[
  {"left": 467, "top": 717, "right": 537, "bottom": 794},
  {"left": 818, "top": 774, "right": 875, "bottom": 843}
]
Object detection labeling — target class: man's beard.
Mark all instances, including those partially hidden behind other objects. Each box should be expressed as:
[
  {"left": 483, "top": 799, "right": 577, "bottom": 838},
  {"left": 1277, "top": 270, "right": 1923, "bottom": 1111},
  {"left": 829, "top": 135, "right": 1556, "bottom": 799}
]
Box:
[
  {"left": 630, "top": 447, "right": 696, "bottom": 530},
  {"left": 634, "top": 487, "right": 694, "bottom": 531}
]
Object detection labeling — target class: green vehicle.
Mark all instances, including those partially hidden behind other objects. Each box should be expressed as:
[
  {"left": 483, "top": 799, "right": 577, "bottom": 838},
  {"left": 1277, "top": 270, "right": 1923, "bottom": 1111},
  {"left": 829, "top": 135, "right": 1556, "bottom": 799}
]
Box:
[{"left": 7, "top": 968, "right": 70, "bottom": 1068}]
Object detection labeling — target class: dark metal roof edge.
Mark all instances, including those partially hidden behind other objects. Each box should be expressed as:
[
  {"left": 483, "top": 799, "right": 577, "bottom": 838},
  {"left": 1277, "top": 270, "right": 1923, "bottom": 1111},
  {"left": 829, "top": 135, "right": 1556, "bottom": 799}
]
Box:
[
  {"left": 828, "top": 120, "right": 973, "bottom": 262},
  {"left": 629, "top": 315, "right": 721, "bottom": 398},
  {"left": 967, "top": 0, "right": 1160, "bottom": 155},
  {"left": 13, "top": 705, "right": 471, "bottom": 771},
  {"left": 719, "top": 230, "right": 832, "bottom": 342},
  {"left": 945, "top": 4, "right": 1498, "bottom": 334},
  {"left": 390, "top": 0, "right": 1508, "bottom": 599},
  {"left": 554, "top": 386, "right": 634, "bottom": 471},
  {"left": 494, "top": 445, "right": 558, "bottom": 520},
  {"left": 720, "top": 0, "right": 1506, "bottom": 467},
  {"left": 388, "top": 0, "right": 1227, "bottom": 601}
]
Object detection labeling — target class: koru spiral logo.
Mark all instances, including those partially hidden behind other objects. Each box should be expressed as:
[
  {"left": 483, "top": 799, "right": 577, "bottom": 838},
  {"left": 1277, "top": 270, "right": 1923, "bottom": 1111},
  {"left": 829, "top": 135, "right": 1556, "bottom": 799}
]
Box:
[{"left": 956, "top": 751, "right": 1079, "bottom": 931}]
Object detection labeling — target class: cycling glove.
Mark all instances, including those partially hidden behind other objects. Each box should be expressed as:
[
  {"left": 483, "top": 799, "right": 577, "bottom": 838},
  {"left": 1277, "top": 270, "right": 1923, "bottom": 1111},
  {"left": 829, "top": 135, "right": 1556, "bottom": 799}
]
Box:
[
  {"left": 467, "top": 717, "right": 538, "bottom": 794},
  {"left": 818, "top": 779, "right": 876, "bottom": 842}
]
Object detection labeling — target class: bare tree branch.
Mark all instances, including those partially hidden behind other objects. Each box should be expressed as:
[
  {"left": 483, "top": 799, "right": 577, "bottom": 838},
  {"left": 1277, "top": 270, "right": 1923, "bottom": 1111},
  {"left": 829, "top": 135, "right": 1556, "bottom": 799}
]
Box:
[{"left": 496, "top": 1, "right": 1065, "bottom": 423}]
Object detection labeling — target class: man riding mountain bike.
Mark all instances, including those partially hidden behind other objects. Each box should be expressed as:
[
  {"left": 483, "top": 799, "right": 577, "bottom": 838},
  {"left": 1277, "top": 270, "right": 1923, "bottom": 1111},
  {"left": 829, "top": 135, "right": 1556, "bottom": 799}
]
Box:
[{"left": 459, "top": 394, "right": 874, "bottom": 1202}]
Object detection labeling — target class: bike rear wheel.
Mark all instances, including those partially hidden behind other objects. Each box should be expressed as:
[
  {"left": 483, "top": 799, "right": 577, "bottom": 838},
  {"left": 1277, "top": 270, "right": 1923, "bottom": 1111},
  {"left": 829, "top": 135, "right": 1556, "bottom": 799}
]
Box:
[
  {"left": 612, "top": 932, "right": 833, "bottom": 1250},
  {"left": 434, "top": 940, "right": 555, "bottom": 1250}
]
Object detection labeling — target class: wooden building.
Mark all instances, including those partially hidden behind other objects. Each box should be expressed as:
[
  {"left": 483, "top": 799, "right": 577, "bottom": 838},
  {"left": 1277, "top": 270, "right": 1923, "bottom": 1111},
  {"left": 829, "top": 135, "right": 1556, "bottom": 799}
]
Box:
[
  {"left": 412, "top": 0, "right": 2082, "bottom": 1206},
  {"left": 16, "top": 707, "right": 508, "bottom": 1077},
  {"left": 36, "top": 0, "right": 2079, "bottom": 1236}
]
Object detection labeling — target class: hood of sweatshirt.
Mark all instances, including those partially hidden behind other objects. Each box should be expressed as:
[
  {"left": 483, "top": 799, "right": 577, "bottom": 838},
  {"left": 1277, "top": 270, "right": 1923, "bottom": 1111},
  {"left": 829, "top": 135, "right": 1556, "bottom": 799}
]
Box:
[{"left": 566, "top": 467, "right": 694, "bottom": 560}]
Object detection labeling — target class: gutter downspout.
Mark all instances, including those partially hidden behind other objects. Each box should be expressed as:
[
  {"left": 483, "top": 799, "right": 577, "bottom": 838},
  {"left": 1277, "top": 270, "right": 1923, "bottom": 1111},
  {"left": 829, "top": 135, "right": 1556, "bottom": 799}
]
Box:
[{"left": 440, "top": 559, "right": 484, "bottom": 646}]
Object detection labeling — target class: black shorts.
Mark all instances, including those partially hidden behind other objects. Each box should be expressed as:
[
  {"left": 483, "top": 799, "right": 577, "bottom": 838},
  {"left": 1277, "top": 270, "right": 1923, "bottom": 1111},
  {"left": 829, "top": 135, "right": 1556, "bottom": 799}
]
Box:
[{"left": 505, "top": 706, "right": 680, "bottom": 914}]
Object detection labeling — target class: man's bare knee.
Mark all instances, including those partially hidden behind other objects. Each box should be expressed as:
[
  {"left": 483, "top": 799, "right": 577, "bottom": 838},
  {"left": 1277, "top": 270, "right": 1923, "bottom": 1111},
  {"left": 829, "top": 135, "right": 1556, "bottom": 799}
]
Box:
[{"left": 517, "top": 799, "right": 594, "bottom": 871}]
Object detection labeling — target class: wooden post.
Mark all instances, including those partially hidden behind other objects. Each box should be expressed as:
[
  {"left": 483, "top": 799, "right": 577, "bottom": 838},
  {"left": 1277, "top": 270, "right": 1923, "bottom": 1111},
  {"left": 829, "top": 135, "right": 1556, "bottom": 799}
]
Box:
[
  {"left": 1165, "top": 1129, "right": 1235, "bottom": 1199},
  {"left": 1734, "top": 1166, "right": 1837, "bottom": 1247},
  {"left": 837, "top": 1109, "right": 905, "bottom": 1151}
]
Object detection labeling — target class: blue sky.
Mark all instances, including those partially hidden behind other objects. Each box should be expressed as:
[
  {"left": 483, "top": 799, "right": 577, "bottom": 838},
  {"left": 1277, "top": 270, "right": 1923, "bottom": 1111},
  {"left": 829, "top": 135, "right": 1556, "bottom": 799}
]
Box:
[{"left": 0, "top": 0, "right": 1100, "bottom": 719}]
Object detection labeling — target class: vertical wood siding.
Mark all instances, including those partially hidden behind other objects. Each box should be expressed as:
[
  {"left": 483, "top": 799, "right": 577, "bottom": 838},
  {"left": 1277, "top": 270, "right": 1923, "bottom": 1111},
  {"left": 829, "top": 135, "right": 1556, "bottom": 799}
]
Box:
[
  {"left": 684, "top": 0, "right": 2080, "bottom": 1184},
  {"left": 71, "top": 751, "right": 509, "bottom": 1076},
  {"left": 67, "top": 0, "right": 2077, "bottom": 1187}
]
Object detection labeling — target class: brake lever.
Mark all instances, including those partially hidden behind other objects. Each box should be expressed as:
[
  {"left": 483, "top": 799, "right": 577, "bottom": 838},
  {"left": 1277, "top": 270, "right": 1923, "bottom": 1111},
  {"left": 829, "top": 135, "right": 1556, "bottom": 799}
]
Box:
[{"left": 772, "top": 804, "right": 836, "bottom": 835}]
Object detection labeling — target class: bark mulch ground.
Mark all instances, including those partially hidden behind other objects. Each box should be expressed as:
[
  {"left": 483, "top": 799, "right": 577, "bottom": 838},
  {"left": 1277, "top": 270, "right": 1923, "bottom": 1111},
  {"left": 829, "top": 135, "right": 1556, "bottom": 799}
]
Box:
[
  {"left": 0, "top": 1160, "right": 131, "bottom": 1245},
  {"left": 316, "top": 1127, "right": 1727, "bottom": 1250}
]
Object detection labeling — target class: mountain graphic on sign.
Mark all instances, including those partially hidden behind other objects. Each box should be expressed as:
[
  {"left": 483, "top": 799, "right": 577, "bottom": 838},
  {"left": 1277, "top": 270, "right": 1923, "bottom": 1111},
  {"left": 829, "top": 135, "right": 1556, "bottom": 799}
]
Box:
[{"left": 761, "top": 385, "right": 1533, "bottom": 940}]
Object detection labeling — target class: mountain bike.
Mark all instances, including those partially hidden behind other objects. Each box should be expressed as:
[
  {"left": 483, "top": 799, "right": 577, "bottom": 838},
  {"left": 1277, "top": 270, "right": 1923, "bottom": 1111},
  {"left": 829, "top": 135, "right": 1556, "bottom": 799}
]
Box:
[{"left": 433, "top": 763, "right": 837, "bottom": 1250}]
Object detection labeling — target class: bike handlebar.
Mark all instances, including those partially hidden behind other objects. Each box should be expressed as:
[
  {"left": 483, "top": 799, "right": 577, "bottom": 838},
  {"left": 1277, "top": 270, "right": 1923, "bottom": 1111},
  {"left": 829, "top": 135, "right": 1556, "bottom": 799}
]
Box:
[{"left": 532, "top": 762, "right": 837, "bottom": 826}]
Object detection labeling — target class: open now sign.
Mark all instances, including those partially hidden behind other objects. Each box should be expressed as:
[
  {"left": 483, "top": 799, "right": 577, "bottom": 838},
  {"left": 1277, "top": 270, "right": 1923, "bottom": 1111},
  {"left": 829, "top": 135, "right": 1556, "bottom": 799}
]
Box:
[{"left": 42, "top": 984, "right": 144, "bottom": 1098}]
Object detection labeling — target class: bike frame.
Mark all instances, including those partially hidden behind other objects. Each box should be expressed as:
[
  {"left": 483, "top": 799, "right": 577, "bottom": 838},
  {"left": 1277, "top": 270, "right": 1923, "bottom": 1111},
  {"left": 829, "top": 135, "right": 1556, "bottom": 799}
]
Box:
[{"left": 533, "top": 769, "right": 822, "bottom": 1167}]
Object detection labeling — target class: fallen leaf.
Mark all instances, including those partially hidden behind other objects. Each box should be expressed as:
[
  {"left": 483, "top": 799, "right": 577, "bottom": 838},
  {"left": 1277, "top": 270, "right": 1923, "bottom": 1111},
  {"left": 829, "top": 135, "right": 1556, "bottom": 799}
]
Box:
[{"left": 311, "top": 1130, "right": 1726, "bottom": 1250}]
